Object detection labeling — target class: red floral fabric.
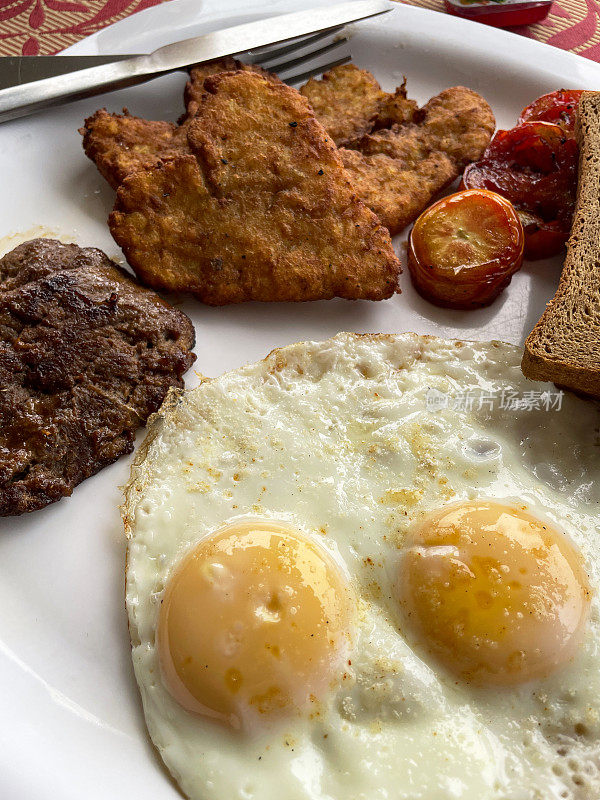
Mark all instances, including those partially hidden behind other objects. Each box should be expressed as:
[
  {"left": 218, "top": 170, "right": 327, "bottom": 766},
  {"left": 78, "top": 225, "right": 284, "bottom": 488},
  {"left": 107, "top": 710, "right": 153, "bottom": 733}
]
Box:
[
  {"left": 0, "top": 0, "right": 170, "bottom": 55},
  {"left": 527, "top": 0, "right": 600, "bottom": 60},
  {"left": 0, "top": 0, "right": 597, "bottom": 59}
]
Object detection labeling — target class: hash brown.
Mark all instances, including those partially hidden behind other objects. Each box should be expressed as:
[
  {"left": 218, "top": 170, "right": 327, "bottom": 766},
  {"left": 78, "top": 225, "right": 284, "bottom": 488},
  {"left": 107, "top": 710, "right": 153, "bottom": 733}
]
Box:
[
  {"left": 183, "top": 57, "right": 279, "bottom": 120},
  {"left": 109, "top": 71, "right": 401, "bottom": 305},
  {"left": 80, "top": 58, "right": 269, "bottom": 190},
  {"left": 300, "top": 64, "right": 417, "bottom": 147},
  {"left": 340, "top": 86, "right": 496, "bottom": 234},
  {"left": 82, "top": 63, "right": 494, "bottom": 240},
  {"left": 81, "top": 109, "right": 191, "bottom": 190}
]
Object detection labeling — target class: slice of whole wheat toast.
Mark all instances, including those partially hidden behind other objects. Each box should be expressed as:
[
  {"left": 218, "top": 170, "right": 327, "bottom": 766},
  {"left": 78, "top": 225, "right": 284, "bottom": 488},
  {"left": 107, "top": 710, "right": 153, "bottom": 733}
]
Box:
[{"left": 521, "top": 91, "right": 600, "bottom": 397}]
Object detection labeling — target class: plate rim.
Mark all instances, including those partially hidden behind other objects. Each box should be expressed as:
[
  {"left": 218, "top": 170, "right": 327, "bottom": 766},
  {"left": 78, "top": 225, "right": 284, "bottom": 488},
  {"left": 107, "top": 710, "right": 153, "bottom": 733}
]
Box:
[{"left": 3, "top": 3, "right": 600, "bottom": 800}]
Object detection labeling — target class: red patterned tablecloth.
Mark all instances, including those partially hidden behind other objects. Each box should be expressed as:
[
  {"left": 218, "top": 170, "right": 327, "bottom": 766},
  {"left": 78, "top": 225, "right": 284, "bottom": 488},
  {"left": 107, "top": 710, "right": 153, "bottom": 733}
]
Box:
[
  {"left": 0, "top": 1, "right": 169, "bottom": 55},
  {"left": 0, "top": 0, "right": 598, "bottom": 59}
]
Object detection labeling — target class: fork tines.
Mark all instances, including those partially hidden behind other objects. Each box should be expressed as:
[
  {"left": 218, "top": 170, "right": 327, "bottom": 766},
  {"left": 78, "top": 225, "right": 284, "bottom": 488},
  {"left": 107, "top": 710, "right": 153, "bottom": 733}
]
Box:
[{"left": 235, "top": 25, "right": 351, "bottom": 84}]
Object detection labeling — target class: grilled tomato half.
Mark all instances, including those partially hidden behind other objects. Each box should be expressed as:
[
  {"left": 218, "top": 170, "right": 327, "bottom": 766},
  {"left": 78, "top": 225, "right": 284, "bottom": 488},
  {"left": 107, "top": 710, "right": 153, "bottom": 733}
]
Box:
[
  {"left": 461, "top": 121, "right": 578, "bottom": 260},
  {"left": 407, "top": 189, "right": 524, "bottom": 310},
  {"left": 519, "top": 89, "right": 583, "bottom": 136}
]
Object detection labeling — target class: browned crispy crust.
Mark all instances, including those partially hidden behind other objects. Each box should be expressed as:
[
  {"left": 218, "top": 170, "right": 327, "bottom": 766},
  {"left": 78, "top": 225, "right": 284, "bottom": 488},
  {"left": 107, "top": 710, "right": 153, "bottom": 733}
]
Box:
[
  {"left": 183, "top": 57, "right": 280, "bottom": 120},
  {"left": 0, "top": 238, "right": 195, "bottom": 516},
  {"left": 374, "top": 82, "right": 420, "bottom": 130},
  {"left": 109, "top": 71, "right": 401, "bottom": 305},
  {"left": 81, "top": 63, "right": 493, "bottom": 240},
  {"left": 339, "top": 149, "right": 457, "bottom": 238},
  {"left": 81, "top": 109, "right": 191, "bottom": 190},
  {"left": 340, "top": 87, "right": 496, "bottom": 234},
  {"left": 357, "top": 87, "right": 495, "bottom": 166},
  {"left": 81, "top": 63, "right": 420, "bottom": 195},
  {"left": 300, "top": 65, "right": 419, "bottom": 147},
  {"left": 301, "top": 64, "right": 390, "bottom": 147},
  {"left": 81, "top": 59, "right": 277, "bottom": 189}
]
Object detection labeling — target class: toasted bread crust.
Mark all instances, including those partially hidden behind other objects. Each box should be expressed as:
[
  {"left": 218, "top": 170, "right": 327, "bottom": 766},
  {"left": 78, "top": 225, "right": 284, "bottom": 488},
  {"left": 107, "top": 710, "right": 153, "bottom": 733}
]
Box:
[{"left": 522, "top": 92, "right": 600, "bottom": 397}]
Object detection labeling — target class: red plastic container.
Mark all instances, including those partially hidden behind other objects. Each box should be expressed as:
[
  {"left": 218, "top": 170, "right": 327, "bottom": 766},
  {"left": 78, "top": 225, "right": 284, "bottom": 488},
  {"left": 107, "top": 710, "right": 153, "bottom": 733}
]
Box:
[{"left": 444, "top": 0, "right": 553, "bottom": 27}]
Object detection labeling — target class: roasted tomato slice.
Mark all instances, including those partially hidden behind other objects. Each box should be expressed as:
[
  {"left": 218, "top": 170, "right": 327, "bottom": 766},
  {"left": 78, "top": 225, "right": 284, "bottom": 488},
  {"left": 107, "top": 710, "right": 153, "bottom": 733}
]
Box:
[
  {"left": 519, "top": 89, "right": 583, "bottom": 136},
  {"left": 407, "top": 189, "right": 524, "bottom": 310},
  {"left": 461, "top": 122, "right": 578, "bottom": 260}
]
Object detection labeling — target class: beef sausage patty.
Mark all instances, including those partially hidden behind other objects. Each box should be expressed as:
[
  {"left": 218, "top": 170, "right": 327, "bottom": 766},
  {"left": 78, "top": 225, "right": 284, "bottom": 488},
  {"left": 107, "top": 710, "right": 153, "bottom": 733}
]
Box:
[{"left": 0, "top": 238, "right": 196, "bottom": 516}]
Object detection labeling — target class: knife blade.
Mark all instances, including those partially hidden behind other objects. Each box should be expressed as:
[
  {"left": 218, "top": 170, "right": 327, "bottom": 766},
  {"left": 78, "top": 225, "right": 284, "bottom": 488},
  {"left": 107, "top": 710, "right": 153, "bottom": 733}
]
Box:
[
  {"left": 0, "top": 56, "right": 140, "bottom": 91},
  {"left": 0, "top": 0, "right": 391, "bottom": 123}
]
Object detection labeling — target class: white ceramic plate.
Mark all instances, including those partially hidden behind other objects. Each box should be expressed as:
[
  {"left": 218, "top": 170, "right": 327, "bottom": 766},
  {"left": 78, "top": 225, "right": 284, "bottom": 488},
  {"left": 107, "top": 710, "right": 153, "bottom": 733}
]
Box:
[{"left": 1, "top": 2, "right": 600, "bottom": 798}]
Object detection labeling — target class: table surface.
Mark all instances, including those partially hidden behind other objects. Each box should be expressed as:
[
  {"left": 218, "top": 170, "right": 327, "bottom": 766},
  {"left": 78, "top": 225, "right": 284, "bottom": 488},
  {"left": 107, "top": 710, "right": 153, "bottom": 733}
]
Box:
[{"left": 0, "top": 0, "right": 598, "bottom": 59}]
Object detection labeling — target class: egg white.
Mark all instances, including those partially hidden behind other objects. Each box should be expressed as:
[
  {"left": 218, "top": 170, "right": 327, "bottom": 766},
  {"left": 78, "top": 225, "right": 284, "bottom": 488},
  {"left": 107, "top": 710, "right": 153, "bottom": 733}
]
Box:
[{"left": 124, "top": 333, "right": 600, "bottom": 800}]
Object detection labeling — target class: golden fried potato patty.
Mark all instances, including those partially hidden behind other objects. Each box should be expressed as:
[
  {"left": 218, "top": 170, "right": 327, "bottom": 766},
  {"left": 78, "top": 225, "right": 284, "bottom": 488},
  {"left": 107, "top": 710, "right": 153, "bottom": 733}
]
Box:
[
  {"left": 109, "top": 71, "right": 400, "bottom": 305},
  {"left": 340, "top": 86, "right": 496, "bottom": 234},
  {"left": 301, "top": 64, "right": 387, "bottom": 147},
  {"left": 81, "top": 109, "right": 191, "bottom": 190},
  {"left": 82, "top": 63, "right": 494, "bottom": 239}
]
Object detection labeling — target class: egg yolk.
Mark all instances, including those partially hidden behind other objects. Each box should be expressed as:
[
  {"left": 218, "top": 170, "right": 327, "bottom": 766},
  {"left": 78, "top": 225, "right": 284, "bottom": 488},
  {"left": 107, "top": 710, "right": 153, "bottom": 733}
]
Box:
[
  {"left": 158, "top": 520, "right": 353, "bottom": 728},
  {"left": 398, "top": 500, "right": 591, "bottom": 685}
]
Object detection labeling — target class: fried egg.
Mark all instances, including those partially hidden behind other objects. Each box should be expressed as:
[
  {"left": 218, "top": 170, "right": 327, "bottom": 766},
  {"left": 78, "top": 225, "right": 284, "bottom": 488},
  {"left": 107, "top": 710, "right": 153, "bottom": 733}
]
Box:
[{"left": 124, "top": 333, "right": 600, "bottom": 800}]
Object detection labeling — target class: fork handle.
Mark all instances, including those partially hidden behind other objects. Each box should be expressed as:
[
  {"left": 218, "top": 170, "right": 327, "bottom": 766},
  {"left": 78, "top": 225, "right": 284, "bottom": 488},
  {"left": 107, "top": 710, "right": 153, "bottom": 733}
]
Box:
[{"left": 0, "top": 55, "right": 163, "bottom": 123}]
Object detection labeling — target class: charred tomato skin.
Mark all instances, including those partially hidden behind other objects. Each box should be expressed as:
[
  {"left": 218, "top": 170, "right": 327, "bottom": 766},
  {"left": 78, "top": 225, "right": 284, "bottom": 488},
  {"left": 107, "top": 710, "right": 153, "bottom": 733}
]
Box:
[
  {"left": 518, "top": 89, "right": 583, "bottom": 136},
  {"left": 461, "top": 121, "right": 578, "bottom": 260}
]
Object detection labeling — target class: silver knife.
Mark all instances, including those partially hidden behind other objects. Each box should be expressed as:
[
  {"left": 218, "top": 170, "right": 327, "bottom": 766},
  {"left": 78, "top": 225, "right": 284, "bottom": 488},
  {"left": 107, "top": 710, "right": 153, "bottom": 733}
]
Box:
[
  {"left": 0, "top": 55, "right": 140, "bottom": 91},
  {"left": 0, "top": 0, "right": 390, "bottom": 123}
]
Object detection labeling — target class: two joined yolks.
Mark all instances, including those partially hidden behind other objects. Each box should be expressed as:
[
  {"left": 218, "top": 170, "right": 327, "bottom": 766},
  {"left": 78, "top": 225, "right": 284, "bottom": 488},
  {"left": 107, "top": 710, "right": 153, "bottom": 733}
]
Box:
[{"left": 157, "top": 503, "right": 591, "bottom": 727}]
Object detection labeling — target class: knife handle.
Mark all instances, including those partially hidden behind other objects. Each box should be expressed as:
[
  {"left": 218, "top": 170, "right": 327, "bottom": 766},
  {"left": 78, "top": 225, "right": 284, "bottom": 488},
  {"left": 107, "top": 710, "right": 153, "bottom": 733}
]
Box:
[{"left": 0, "top": 55, "right": 167, "bottom": 123}]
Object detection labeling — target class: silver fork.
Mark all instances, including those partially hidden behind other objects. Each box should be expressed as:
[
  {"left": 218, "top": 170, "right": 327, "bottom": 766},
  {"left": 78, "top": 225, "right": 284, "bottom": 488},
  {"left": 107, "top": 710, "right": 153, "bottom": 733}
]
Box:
[
  {"left": 246, "top": 29, "right": 352, "bottom": 84},
  {"left": 0, "top": 0, "right": 390, "bottom": 123}
]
